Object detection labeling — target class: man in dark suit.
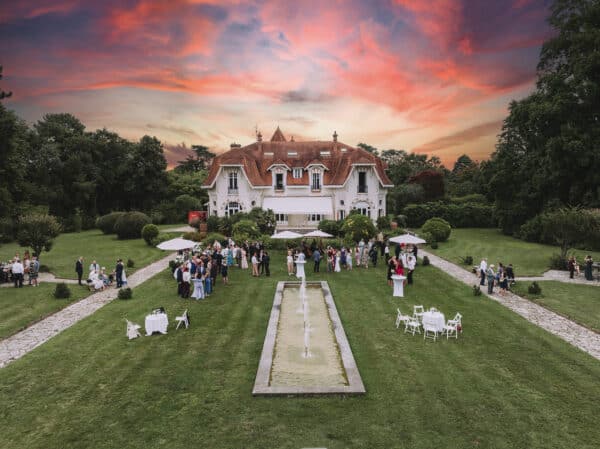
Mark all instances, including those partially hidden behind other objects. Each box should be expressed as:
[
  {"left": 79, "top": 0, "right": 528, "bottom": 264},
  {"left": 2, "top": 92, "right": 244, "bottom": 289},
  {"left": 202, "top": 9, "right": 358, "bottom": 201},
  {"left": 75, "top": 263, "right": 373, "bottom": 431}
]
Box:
[
  {"left": 115, "top": 259, "right": 124, "bottom": 288},
  {"left": 75, "top": 256, "right": 84, "bottom": 285},
  {"left": 262, "top": 251, "right": 270, "bottom": 276}
]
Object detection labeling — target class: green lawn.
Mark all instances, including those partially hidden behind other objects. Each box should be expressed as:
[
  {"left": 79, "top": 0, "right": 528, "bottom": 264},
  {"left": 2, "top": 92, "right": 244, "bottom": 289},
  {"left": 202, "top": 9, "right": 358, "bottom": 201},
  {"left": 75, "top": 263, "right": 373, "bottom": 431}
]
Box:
[
  {"left": 512, "top": 281, "right": 600, "bottom": 333},
  {"left": 0, "top": 253, "right": 599, "bottom": 448},
  {"left": 0, "top": 229, "right": 165, "bottom": 278},
  {"left": 425, "top": 228, "right": 600, "bottom": 276},
  {"left": 0, "top": 283, "right": 91, "bottom": 340}
]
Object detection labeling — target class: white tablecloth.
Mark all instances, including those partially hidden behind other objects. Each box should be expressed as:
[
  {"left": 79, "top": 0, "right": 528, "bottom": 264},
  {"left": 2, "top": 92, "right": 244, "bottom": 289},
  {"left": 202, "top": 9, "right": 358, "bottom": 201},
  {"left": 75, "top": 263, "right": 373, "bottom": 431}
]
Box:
[
  {"left": 145, "top": 313, "right": 168, "bottom": 336},
  {"left": 422, "top": 311, "right": 445, "bottom": 332},
  {"left": 391, "top": 275, "right": 407, "bottom": 297}
]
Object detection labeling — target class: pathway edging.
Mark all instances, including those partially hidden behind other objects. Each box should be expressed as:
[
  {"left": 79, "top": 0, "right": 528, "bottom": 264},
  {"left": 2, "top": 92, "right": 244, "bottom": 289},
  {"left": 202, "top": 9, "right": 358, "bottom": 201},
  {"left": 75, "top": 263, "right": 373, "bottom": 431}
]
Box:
[
  {"left": 0, "top": 254, "right": 173, "bottom": 368},
  {"left": 420, "top": 249, "right": 600, "bottom": 361}
]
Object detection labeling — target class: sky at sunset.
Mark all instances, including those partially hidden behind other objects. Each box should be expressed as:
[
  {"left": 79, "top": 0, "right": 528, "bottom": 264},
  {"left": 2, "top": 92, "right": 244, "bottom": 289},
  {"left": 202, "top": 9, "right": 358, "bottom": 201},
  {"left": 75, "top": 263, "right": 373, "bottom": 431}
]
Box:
[{"left": 1, "top": 0, "right": 553, "bottom": 167}]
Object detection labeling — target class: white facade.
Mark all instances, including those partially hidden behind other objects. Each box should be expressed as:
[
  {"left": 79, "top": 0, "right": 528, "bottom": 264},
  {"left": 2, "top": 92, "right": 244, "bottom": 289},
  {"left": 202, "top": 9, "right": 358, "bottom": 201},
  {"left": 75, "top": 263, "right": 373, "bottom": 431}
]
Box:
[{"left": 206, "top": 163, "right": 389, "bottom": 230}]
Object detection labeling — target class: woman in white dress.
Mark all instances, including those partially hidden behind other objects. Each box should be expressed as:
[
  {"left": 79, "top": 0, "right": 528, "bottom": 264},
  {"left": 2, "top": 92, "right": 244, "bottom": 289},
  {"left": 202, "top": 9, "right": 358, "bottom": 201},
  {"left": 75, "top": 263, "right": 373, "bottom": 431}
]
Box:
[
  {"left": 241, "top": 248, "right": 248, "bottom": 269},
  {"left": 286, "top": 249, "right": 294, "bottom": 275},
  {"left": 334, "top": 250, "right": 341, "bottom": 272},
  {"left": 346, "top": 248, "right": 353, "bottom": 270},
  {"left": 191, "top": 274, "right": 205, "bottom": 300}
]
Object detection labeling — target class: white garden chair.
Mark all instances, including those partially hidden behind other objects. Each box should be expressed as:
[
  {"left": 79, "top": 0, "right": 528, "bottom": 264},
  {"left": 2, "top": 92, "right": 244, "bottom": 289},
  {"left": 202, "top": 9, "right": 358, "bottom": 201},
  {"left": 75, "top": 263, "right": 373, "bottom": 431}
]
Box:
[
  {"left": 443, "top": 313, "right": 462, "bottom": 340},
  {"left": 413, "top": 305, "right": 425, "bottom": 322},
  {"left": 428, "top": 307, "right": 438, "bottom": 312},
  {"left": 395, "top": 308, "right": 411, "bottom": 329},
  {"left": 175, "top": 310, "right": 190, "bottom": 330},
  {"left": 125, "top": 319, "right": 141, "bottom": 340},
  {"left": 404, "top": 314, "right": 421, "bottom": 336},
  {"left": 423, "top": 323, "right": 439, "bottom": 341}
]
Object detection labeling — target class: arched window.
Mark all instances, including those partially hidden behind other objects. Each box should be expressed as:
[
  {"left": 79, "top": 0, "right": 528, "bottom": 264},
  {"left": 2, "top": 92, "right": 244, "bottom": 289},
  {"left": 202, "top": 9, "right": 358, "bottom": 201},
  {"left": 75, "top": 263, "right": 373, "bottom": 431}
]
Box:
[
  {"left": 226, "top": 202, "right": 240, "bottom": 216},
  {"left": 353, "top": 202, "right": 370, "bottom": 218}
]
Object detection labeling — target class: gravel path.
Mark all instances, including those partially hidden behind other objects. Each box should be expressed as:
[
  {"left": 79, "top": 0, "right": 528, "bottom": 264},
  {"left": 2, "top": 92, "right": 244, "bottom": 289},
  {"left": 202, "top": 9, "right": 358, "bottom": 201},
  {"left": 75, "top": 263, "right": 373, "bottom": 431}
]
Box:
[
  {"left": 517, "top": 270, "right": 600, "bottom": 286},
  {"left": 420, "top": 249, "right": 600, "bottom": 361},
  {"left": 0, "top": 253, "right": 173, "bottom": 369},
  {"left": 0, "top": 272, "right": 79, "bottom": 288},
  {"left": 161, "top": 225, "right": 195, "bottom": 233}
]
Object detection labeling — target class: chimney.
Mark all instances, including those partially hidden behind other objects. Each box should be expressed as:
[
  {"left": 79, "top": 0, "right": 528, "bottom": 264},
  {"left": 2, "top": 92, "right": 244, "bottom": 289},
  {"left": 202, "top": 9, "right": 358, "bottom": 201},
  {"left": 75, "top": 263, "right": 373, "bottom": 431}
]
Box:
[
  {"left": 257, "top": 131, "right": 262, "bottom": 142},
  {"left": 333, "top": 131, "right": 338, "bottom": 142},
  {"left": 230, "top": 143, "right": 241, "bottom": 149}
]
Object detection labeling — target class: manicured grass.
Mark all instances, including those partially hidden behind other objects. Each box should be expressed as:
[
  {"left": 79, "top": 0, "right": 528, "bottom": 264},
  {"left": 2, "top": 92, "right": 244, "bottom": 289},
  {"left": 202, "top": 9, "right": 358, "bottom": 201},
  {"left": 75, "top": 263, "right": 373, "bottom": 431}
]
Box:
[
  {"left": 0, "top": 229, "right": 164, "bottom": 278},
  {"left": 425, "top": 228, "right": 600, "bottom": 276},
  {"left": 0, "top": 283, "right": 91, "bottom": 340},
  {"left": 512, "top": 281, "right": 600, "bottom": 333},
  {"left": 0, "top": 254, "right": 599, "bottom": 448}
]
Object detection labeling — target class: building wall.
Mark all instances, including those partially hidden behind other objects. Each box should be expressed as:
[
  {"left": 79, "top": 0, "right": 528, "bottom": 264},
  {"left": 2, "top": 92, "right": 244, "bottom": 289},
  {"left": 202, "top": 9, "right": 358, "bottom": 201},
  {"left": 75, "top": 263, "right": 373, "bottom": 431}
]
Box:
[{"left": 206, "top": 164, "right": 388, "bottom": 224}]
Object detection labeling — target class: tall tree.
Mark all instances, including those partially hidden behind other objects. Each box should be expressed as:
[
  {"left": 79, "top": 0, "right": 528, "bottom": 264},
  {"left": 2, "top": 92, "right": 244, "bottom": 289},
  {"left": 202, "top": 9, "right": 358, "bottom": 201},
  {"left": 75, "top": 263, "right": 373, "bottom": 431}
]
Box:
[
  {"left": 125, "top": 135, "right": 168, "bottom": 211},
  {"left": 489, "top": 0, "right": 600, "bottom": 233},
  {"left": 0, "top": 66, "right": 12, "bottom": 100},
  {"left": 175, "top": 144, "right": 215, "bottom": 173}
]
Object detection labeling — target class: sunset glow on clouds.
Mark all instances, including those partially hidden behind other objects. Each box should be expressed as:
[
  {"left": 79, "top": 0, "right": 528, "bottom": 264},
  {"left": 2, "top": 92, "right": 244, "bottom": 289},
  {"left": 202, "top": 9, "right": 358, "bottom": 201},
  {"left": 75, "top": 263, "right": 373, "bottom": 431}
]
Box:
[{"left": 1, "top": 0, "right": 552, "bottom": 166}]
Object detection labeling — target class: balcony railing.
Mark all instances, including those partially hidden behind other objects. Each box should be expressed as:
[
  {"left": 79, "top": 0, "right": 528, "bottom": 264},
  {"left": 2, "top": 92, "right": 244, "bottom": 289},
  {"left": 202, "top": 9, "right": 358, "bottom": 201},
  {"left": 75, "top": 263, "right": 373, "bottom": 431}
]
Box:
[
  {"left": 228, "top": 187, "right": 238, "bottom": 194},
  {"left": 358, "top": 185, "right": 368, "bottom": 193}
]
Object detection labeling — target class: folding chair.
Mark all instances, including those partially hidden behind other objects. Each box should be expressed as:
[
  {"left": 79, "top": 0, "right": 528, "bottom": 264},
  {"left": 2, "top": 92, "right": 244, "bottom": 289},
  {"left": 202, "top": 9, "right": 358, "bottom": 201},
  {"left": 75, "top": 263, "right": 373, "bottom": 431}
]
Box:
[
  {"left": 404, "top": 314, "right": 421, "bottom": 335},
  {"left": 175, "top": 310, "right": 190, "bottom": 330},
  {"left": 125, "top": 319, "right": 141, "bottom": 340},
  {"left": 395, "top": 308, "right": 411, "bottom": 329},
  {"left": 413, "top": 305, "right": 425, "bottom": 322}
]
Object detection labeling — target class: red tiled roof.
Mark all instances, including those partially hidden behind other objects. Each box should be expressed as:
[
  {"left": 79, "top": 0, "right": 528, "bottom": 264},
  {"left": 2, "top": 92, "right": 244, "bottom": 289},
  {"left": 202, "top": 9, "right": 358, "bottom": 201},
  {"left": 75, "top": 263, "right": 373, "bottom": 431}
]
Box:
[
  {"left": 203, "top": 130, "right": 393, "bottom": 188},
  {"left": 270, "top": 126, "right": 286, "bottom": 142}
]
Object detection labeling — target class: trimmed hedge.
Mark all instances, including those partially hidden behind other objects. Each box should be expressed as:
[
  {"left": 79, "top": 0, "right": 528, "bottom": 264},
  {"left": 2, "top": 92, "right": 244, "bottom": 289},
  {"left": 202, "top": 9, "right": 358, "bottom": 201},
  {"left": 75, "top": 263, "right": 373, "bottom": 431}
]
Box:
[
  {"left": 114, "top": 212, "right": 151, "bottom": 240},
  {"left": 96, "top": 212, "right": 125, "bottom": 235},
  {"left": 403, "top": 201, "right": 495, "bottom": 228}
]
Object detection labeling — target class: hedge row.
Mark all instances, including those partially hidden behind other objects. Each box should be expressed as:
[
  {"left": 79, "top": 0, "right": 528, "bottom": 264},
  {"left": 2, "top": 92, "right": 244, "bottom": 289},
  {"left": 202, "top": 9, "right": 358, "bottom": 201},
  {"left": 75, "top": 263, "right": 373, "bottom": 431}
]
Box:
[{"left": 403, "top": 201, "right": 495, "bottom": 228}]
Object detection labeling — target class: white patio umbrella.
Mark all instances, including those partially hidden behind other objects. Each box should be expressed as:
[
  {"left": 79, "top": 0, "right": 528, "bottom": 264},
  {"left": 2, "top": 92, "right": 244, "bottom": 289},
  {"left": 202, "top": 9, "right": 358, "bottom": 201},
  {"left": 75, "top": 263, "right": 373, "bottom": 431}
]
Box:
[
  {"left": 389, "top": 233, "right": 427, "bottom": 245},
  {"left": 271, "top": 230, "right": 303, "bottom": 239},
  {"left": 303, "top": 229, "right": 333, "bottom": 238},
  {"left": 156, "top": 237, "right": 197, "bottom": 250}
]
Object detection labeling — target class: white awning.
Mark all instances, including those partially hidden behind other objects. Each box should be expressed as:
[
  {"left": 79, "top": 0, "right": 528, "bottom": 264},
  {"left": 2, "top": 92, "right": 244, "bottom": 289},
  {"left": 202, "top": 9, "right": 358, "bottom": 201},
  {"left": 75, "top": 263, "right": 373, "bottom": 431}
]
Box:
[{"left": 263, "top": 196, "right": 333, "bottom": 214}]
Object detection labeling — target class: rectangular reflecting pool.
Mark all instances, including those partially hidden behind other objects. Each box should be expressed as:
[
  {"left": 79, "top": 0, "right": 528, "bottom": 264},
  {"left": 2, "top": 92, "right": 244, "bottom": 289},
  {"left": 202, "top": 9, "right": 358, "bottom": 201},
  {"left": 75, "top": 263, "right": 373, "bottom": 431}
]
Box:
[{"left": 253, "top": 281, "right": 365, "bottom": 396}]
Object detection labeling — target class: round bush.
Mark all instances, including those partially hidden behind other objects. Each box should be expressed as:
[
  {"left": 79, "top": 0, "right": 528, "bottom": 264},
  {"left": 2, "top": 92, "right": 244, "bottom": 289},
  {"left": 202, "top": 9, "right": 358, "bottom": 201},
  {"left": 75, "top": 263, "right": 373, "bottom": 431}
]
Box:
[
  {"left": 422, "top": 217, "right": 451, "bottom": 242},
  {"left": 232, "top": 219, "right": 261, "bottom": 242},
  {"left": 54, "top": 283, "right": 71, "bottom": 299},
  {"left": 118, "top": 287, "right": 133, "bottom": 300},
  {"left": 96, "top": 212, "right": 125, "bottom": 234},
  {"left": 114, "top": 212, "right": 151, "bottom": 240},
  {"left": 528, "top": 281, "right": 542, "bottom": 295},
  {"left": 141, "top": 224, "right": 160, "bottom": 246},
  {"left": 127, "top": 258, "right": 135, "bottom": 268},
  {"left": 422, "top": 256, "right": 431, "bottom": 266}
]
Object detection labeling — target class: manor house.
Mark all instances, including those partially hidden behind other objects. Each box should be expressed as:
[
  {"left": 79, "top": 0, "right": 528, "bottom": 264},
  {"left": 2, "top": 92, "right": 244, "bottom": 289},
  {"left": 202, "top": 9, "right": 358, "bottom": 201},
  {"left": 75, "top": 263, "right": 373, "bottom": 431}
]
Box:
[{"left": 202, "top": 127, "right": 393, "bottom": 230}]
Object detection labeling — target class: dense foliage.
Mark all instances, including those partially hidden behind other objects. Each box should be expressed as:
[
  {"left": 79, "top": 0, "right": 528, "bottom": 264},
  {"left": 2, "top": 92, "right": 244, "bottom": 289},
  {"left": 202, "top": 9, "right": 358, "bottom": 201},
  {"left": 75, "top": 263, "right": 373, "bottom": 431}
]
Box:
[
  {"left": 114, "top": 212, "right": 151, "bottom": 240},
  {"left": 96, "top": 212, "right": 126, "bottom": 235},
  {"left": 16, "top": 213, "right": 61, "bottom": 257}
]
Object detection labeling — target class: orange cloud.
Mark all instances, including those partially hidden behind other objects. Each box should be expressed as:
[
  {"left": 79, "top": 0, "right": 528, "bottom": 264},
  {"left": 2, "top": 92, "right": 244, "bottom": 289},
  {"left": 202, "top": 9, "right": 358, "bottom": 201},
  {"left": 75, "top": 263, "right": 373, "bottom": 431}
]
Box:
[{"left": 412, "top": 120, "right": 503, "bottom": 155}]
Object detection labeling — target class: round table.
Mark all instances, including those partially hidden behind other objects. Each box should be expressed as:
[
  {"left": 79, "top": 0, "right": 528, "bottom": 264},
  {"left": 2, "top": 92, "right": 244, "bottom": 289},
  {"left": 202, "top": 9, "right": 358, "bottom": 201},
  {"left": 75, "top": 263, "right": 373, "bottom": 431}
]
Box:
[
  {"left": 391, "top": 275, "right": 407, "bottom": 297},
  {"left": 145, "top": 313, "right": 168, "bottom": 335},
  {"left": 421, "top": 311, "right": 445, "bottom": 332}
]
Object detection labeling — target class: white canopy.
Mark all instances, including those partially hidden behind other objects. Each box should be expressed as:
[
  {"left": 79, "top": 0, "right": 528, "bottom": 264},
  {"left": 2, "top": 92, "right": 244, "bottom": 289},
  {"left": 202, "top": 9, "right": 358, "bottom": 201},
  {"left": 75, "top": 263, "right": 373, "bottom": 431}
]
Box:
[
  {"left": 156, "top": 238, "right": 197, "bottom": 250},
  {"left": 389, "top": 234, "right": 427, "bottom": 245},
  {"left": 303, "top": 230, "right": 333, "bottom": 238},
  {"left": 271, "top": 230, "right": 303, "bottom": 239},
  {"left": 263, "top": 196, "right": 332, "bottom": 215}
]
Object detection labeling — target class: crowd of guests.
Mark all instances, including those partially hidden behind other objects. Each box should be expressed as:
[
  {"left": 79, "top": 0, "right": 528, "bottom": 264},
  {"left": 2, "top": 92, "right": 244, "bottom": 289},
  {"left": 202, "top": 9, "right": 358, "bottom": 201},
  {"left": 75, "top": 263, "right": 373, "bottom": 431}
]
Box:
[
  {"left": 75, "top": 257, "right": 127, "bottom": 291},
  {"left": 0, "top": 251, "right": 40, "bottom": 287},
  {"left": 477, "top": 258, "right": 516, "bottom": 296},
  {"left": 171, "top": 239, "right": 273, "bottom": 300}
]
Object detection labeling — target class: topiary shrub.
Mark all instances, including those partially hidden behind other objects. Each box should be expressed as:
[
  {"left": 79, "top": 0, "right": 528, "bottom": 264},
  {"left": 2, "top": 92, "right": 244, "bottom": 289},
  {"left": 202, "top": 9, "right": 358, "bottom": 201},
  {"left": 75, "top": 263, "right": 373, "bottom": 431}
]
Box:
[
  {"left": 430, "top": 241, "right": 439, "bottom": 249},
  {"left": 528, "top": 281, "right": 542, "bottom": 295},
  {"left": 422, "top": 256, "right": 430, "bottom": 266},
  {"left": 232, "top": 219, "right": 261, "bottom": 242},
  {"left": 118, "top": 287, "right": 133, "bottom": 299},
  {"left": 114, "top": 212, "right": 151, "bottom": 240},
  {"left": 141, "top": 224, "right": 160, "bottom": 246},
  {"left": 461, "top": 255, "right": 474, "bottom": 265},
  {"left": 473, "top": 285, "right": 482, "bottom": 296},
  {"left": 96, "top": 212, "right": 125, "bottom": 234},
  {"left": 54, "top": 283, "right": 71, "bottom": 299},
  {"left": 422, "top": 217, "right": 452, "bottom": 242},
  {"left": 127, "top": 258, "right": 135, "bottom": 268}
]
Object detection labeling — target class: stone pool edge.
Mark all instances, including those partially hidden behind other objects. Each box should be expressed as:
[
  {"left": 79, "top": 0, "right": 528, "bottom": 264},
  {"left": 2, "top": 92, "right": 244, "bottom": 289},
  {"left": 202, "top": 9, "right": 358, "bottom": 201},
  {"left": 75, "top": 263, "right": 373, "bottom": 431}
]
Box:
[{"left": 252, "top": 281, "right": 366, "bottom": 396}]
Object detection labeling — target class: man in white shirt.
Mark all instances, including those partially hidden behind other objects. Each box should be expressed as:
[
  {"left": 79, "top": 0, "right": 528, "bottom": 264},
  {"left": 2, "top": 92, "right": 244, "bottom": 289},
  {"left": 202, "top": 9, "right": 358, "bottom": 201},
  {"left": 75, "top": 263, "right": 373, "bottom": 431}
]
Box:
[
  {"left": 12, "top": 258, "right": 24, "bottom": 288},
  {"left": 479, "top": 258, "right": 487, "bottom": 286},
  {"left": 406, "top": 254, "right": 416, "bottom": 285}
]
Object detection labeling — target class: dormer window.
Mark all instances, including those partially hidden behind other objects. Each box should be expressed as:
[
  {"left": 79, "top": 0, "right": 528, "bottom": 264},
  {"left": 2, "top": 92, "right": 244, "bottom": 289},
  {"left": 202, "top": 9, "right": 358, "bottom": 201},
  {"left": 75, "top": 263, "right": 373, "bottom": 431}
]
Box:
[
  {"left": 228, "top": 171, "right": 238, "bottom": 194},
  {"left": 275, "top": 173, "right": 284, "bottom": 191},
  {"left": 311, "top": 171, "right": 321, "bottom": 191},
  {"left": 293, "top": 167, "right": 302, "bottom": 179},
  {"left": 358, "top": 170, "right": 367, "bottom": 193}
]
